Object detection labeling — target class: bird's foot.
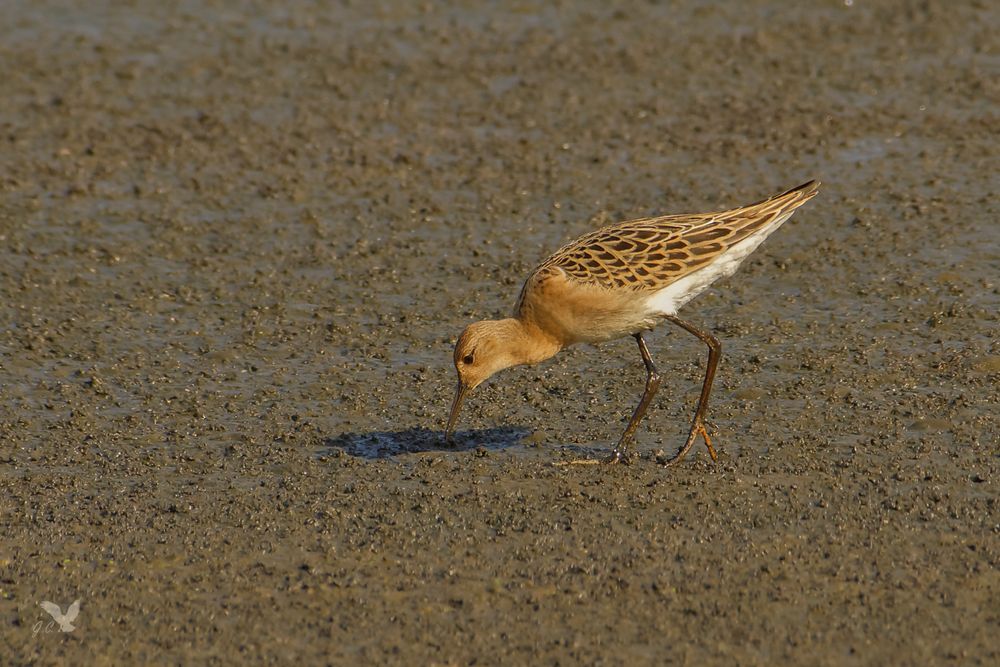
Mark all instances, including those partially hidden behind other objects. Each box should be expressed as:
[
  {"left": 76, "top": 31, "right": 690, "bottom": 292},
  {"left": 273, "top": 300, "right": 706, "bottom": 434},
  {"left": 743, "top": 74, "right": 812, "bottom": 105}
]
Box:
[
  {"left": 697, "top": 421, "right": 718, "bottom": 461},
  {"left": 657, "top": 420, "right": 717, "bottom": 466},
  {"left": 604, "top": 444, "right": 634, "bottom": 465},
  {"left": 555, "top": 445, "right": 633, "bottom": 466}
]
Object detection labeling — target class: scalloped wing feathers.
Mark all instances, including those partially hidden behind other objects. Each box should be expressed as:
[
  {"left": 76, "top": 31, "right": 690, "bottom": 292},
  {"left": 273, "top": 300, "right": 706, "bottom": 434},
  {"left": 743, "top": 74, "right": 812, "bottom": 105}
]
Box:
[{"left": 527, "top": 181, "right": 819, "bottom": 293}]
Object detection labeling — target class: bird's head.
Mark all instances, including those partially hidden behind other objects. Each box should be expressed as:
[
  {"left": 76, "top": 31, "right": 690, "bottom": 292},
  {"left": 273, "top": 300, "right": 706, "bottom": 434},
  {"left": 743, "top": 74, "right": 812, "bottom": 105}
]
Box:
[{"left": 445, "top": 318, "right": 550, "bottom": 441}]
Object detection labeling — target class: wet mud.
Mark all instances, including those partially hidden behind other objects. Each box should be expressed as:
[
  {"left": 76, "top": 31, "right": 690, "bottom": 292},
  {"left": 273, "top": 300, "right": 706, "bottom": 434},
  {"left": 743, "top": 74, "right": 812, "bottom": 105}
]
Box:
[{"left": 1, "top": 1, "right": 998, "bottom": 664}]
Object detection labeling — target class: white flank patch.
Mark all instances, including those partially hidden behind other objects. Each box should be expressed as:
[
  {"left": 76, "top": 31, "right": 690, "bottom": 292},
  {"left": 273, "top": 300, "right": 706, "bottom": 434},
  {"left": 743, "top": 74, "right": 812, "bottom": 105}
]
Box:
[{"left": 646, "top": 210, "right": 795, "bottom": 316}]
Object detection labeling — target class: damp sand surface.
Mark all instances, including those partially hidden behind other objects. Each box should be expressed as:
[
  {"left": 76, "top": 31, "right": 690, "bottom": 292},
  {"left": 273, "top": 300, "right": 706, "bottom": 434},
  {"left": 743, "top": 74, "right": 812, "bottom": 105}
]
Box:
[{"left": 1, "top": 1, "right": 998, "bottom": 664}]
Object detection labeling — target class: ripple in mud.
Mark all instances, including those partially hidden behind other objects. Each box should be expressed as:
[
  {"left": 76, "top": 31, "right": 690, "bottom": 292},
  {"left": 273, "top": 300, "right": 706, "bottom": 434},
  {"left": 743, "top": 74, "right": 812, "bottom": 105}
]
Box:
[{"left": 319, "top": 426, "right": 530, "bottom": 459}]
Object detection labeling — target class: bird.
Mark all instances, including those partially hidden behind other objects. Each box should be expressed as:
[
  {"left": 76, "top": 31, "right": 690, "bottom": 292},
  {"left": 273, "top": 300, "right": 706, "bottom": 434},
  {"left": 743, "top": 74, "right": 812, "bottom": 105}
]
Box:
[
  {"left": 445, "top": 181, "right": 820, "bottom": 464},
  {"left": 39, "top": 599, "right": 81, "bottom": 632}
]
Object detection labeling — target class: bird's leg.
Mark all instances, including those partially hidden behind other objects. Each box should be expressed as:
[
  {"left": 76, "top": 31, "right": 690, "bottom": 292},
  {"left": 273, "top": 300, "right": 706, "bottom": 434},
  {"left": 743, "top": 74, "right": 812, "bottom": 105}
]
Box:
[
  {"left": 661, "top": 315, "right": 721, "bottom": 466},
  {"left": 606, "top": 333, "right": 662, "bottom": 464}
]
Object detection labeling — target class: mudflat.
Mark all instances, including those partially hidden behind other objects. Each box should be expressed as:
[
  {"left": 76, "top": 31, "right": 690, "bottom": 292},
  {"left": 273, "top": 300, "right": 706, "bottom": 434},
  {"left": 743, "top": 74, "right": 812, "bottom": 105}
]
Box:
[{"left": 1, "top": 1, "right": 997, "bottom": 664}]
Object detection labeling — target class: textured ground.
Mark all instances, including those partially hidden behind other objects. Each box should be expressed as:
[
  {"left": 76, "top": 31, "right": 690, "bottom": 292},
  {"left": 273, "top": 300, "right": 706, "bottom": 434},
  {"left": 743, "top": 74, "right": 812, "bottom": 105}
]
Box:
[{"left": 1, "top": 1, "right": 998, "bottom": 664}]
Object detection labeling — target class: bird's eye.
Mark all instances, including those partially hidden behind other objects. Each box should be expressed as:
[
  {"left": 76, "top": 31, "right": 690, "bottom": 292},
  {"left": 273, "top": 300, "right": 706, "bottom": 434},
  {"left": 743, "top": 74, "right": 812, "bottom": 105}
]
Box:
[{"left": 462, "top": 354, "right": 474, "bottom": 365}]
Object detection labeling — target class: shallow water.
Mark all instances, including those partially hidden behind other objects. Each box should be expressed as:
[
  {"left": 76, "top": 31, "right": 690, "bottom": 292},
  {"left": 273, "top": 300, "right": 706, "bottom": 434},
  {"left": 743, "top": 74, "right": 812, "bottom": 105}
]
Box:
[{"left": 2, "top": 0, "right": 998, "bottom": 664}]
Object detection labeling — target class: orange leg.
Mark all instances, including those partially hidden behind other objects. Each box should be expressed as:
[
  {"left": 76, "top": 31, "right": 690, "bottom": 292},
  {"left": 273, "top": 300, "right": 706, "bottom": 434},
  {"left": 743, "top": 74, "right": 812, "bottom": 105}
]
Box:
[
  {"left": 606, "top": 333, "right": 662, "bottom": 464},
  {"left": 661, "top": 315, "right": 721, "bottom": 466}
]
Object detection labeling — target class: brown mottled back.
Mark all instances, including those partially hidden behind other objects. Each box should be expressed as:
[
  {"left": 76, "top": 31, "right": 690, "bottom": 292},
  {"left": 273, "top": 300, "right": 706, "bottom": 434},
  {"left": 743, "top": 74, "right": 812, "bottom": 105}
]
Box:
[{"left": 528, "top": 181, "right": 819, "bottom": 292}]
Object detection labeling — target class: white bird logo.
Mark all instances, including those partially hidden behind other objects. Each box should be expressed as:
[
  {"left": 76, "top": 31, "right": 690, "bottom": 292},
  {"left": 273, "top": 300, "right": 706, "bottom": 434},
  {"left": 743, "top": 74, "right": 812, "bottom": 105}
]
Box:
[{"left": 39, "top": 599, "right": 81, "bottom": 632}]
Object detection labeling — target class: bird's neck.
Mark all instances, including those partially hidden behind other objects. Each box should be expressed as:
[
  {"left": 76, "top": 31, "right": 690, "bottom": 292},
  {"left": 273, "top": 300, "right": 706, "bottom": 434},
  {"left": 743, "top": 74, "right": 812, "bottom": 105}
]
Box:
[{"left": 496, "top": 317, "right": 562, "bottom": 366}]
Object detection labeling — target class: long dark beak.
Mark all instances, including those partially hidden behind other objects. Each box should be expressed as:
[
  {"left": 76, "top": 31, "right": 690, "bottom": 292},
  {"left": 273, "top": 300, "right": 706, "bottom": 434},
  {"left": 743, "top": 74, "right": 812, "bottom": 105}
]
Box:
[{"left": 445, "top": 380, "right": 469, "bottom": 443}]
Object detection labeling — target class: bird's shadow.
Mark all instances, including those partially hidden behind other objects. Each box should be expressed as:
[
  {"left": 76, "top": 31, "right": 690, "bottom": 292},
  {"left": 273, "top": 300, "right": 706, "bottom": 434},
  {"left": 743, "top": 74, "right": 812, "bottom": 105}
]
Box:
[{"left": 319, "top": 426, "right": 531, "bottom": 460}]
